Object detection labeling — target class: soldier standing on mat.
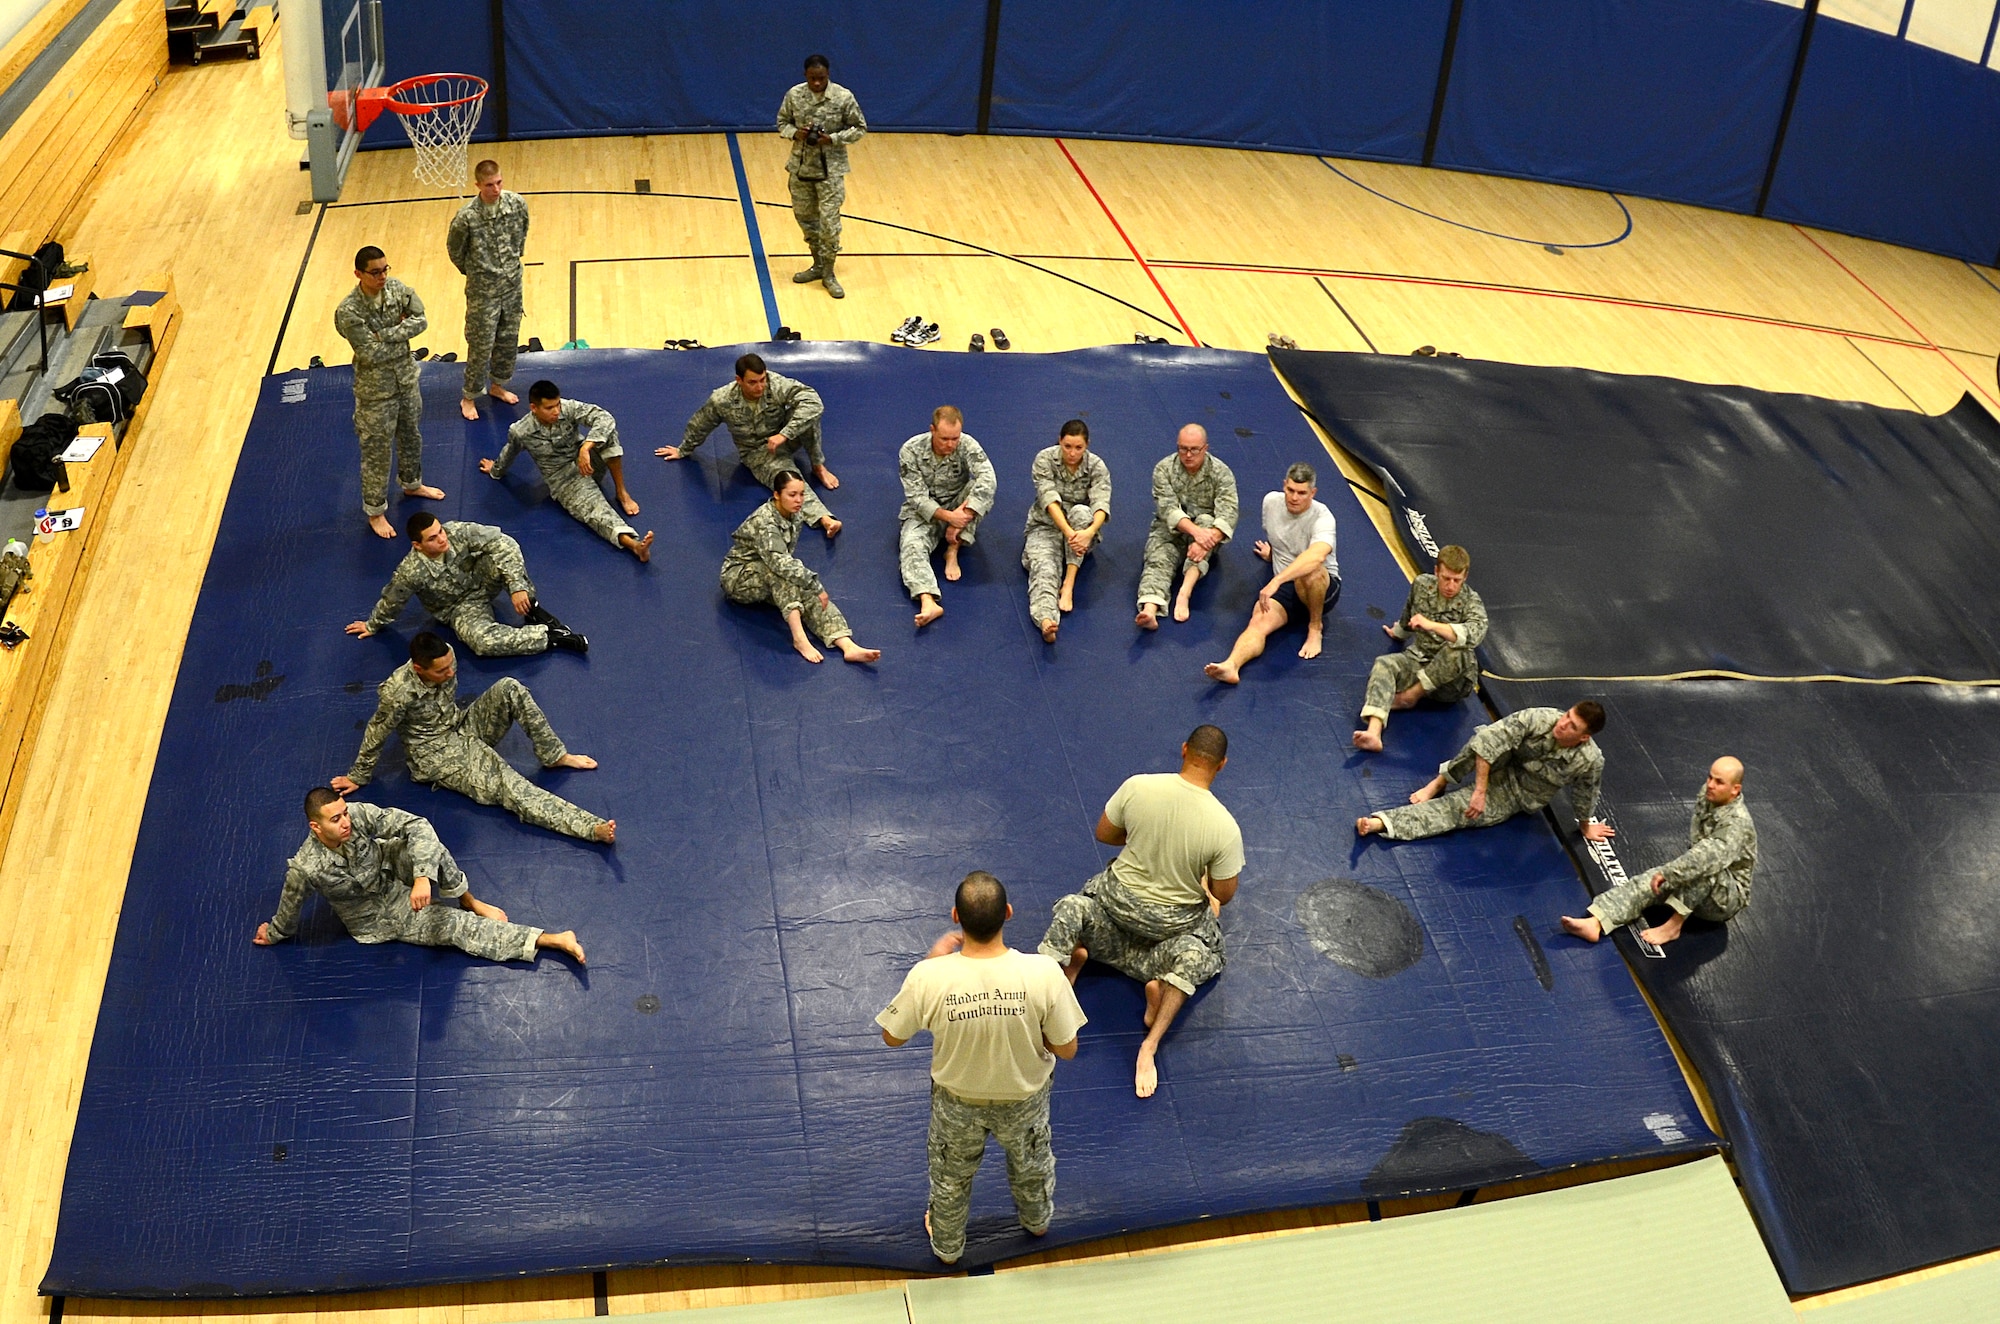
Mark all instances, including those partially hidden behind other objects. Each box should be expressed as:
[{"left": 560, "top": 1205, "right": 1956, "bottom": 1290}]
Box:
[
  {"left": 255, "top": 787, "right": 587, "bottom": 964},
  {"left": 898, "top": 406, "right": 997, "bottom": 629},
  {"left": 348, "top": 512, "right": 587, "bottom": 657},
  {"left": 334, "top": 245, "right": 443, "bottom": 539},
  {"left": 1038, "top": 726, "right": 1243, "bottom": 1099},
  {"left": 448, "top": 159, "right": 530, "bottom": 421},
  {"left": 1353, "top": 544, "right": 1487, "bottom": 752},
  {"left": 1563, "top": 757, "right": 1755, "bottom": 948},
  {"left": 1203, "top": 462, "right": 1339, "bottom": 683},
  {"left": 658, "top": 352, "right": 842, "bottom": 537},
  {"left": 777, "top": 53, "right": 866, "bottom": 299},
  {"left": 878, "top": 871, "right": 1086, "bottom": 1265},
  {"left": 482, "top": 380, "right": 654, "bottom": 561},
  {"left": 721, "top": 472, "right": 879, "bottom": 665},
  {"left": 332, "top": 632, "right": 615, "bottom": 843},
  {"left": 1136, "top": 425, "right": 1238, "bottom": 630},
  {"left": 1357, "top": 703, "right": 1613, "bottom": 844},
  {"left": 1022, "top": 419, "right": 1111, "bottom": 644}
]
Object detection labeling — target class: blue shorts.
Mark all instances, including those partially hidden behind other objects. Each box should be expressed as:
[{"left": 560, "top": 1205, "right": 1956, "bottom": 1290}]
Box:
[{"left": 1269, "top": 574, "right": 1340, "bottom": 622}]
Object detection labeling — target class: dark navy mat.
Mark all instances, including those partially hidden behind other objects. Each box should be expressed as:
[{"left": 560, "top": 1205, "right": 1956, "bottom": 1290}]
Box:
[
  {"left": 45, "top": 345, "right": 1711, "bottom": 1296},
  {"left": 1489, "top": 676, "right": 2000, "bottom": 1294},
  {"left": 1271, "top": 349, "right": 2000, "bottom": 682}
]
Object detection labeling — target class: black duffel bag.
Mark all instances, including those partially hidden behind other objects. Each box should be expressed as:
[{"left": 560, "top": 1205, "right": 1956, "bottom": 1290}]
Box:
[
  {"left": 6, "top": 411, "right": 78, "bottom": 492},
  {"left": 57, "top": 351, "right": 147, "bottom": 426}
]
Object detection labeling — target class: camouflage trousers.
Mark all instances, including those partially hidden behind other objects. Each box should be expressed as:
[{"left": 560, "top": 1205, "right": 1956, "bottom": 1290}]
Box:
[
  {"left": 788, "top": 174, "right": 846, "bottom": 259},
  {"left": 546, "top": 451, "right": 636, "bottom": 548},
  {"left": 1374, "top": 775, "right": 1541, "bottom": 841},
  {"left": 720, "top": 560, "right": 852, "bottom": 645},
  {"left": 354, "top": 372, "right": 425, "bottom": 518},
  {"left": 442, "top": 598, "right": 549, "bottom": 658},
  {"left": 463, "top": 280, "right": 523, "bottom": 400},
  {"left": 406, "top": 677, "right": 605, "bottom": 840},
  {"left": 1022, "top": 505, "right": 1093, "bottom": 625},
  {"left": 738, "top": 429, "right": 830, "bottom": 524},
  {"left": 351, "top": 845, "right": 542, "bottom": 961},
  {"left": 1359, "top": 645, "right": 1479, "bottom": 724},
  {"left": 1136, "top": 516, "right": 1218, "bottom": 611},
  {"left": 1038, "top": 868, "right": 1224, "bottom": 997},
  {"left": 900, "top": 511, "right": 982, "bottom": 601},
  {"left": 1590, "top": 867, "right": 1749, "bottom": 929},
  {"left": 926, "top": 1078, "right": 1055, "bottom": 1262}
]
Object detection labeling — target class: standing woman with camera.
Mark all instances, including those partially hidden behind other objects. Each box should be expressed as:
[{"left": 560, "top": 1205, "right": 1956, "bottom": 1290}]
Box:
[{"left": 776, "top": 53, "right": 868, "bottom": 299}]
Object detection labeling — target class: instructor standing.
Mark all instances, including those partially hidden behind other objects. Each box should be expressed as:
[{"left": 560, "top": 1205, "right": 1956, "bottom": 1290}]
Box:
[{"left": 776, "top": 54, "right": 867, "bottom": 299}]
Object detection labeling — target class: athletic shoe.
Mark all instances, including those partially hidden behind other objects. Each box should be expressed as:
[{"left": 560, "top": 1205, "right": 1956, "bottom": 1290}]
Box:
[
  {"left": 911, "top": 321, "right": 941, "bottom": 346},
  {"left": 890, "top": 315, "right": 923, "bottom": 344}
]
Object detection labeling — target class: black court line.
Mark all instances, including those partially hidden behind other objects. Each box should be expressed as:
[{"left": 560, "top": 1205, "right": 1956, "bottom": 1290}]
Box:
[
  {"left": 1316, "top": 276, "right": 1377, "bottom": 352},
  {"left": 1845, "top": 336, "right": 1924, "bottom": 411},
  {"left": 267, "top": 203, "right": 330, "bottom": 376}
]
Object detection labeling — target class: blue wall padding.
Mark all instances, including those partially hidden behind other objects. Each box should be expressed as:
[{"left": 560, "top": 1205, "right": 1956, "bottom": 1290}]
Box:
[
  {"left": 986, "top": 0, "right": 1451, "bottom": 162},
  {"left": 1766, "top": 18, "right": 2000, "bottom": 263},
  {"left": 43, "top": 345, "right": 1711, "bottom": 1295},
  {"left": 1432, "top": 0, "right": 1800, "bottom": 212},
  {"left": 367, "top": 0, "right": 499, "bottom": 145}
]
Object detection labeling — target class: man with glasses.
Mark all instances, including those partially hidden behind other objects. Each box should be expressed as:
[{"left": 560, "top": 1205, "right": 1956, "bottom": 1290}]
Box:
[
  {"left": 1136, "top": 424, "right": 1238, "bottom": 630},
  {"left": 335, "top": 245, "right": 442, "bottom": 539}
]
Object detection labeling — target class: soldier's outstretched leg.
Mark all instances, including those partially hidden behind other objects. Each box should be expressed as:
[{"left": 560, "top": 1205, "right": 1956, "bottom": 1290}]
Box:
[
  {"left": 464, "top": 676, "right": 570, "bottom": 766},
  {"left": 402, "top": 902, "right": 544, "bottom": 962},
  {"left": 549, "top": 474, "right": 638, "bottom": 547},
  {"left": 445, "top": 601, "right": 549, "bottom": 657},
  {"left": 1023, "top": 523, "right": 1065, "bottom": 630},
  {"left": 1135, "top": 525, "right": 1185, "bottom": 622},
  {"left": 900, "top": 517, "right": 942, "bottom": 601},
  {"left": 745, "top": 446, "right": 831, "bottom": 525}
]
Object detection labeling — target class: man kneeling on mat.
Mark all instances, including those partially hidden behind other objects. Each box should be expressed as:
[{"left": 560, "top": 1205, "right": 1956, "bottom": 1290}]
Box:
[
  {"left": 1357, "top": 702, "right": 1612, "bottom": 845},
  {"left": 1563, "top": 757, "right": 1756, "bottom": 948},
  {"left": 1038, "top": 725, "right": 1243, "bottom": 1098},
  {"left": 254, "top": 787, "right": 585, "bottom": 965},
  {"left": 878, "top": 871, "right": 1086, "bottom": 1265},
  {"left": 1353, "top": 543, "right": 1486, "bottom": 752},
  {"left": 1204, "top": 462, "right": 1338, "bottom": 683},
  {"left": 722, "top": 471, "right": 879, "bottom": 664}
]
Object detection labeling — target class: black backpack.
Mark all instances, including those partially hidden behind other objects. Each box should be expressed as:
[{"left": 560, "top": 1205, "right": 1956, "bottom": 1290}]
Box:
[
  {"left": 4, "top": 240, "right": 63, "bottom": 312},
  {"left": 6, "top": 412, "right": 78, "bottom": 492},
  {"left": 57, "top": 351, "right": 146, "bottom": 426}
]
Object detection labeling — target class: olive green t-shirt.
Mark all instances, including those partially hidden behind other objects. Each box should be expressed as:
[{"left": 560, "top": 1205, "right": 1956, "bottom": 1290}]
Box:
[{"left": 1104, "top": 772, "right": 1245, "bottom": 908}]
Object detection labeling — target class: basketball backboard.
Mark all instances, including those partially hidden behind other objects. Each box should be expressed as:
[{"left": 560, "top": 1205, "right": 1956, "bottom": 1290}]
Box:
[{"left": 282, "top": 0, "right": 384, "bottom": 202}]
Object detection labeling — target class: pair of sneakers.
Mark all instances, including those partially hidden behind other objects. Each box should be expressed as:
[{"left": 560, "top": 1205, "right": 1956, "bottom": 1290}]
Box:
[{"left": 892, "top": 315, "right": 939, "bottom": 346}]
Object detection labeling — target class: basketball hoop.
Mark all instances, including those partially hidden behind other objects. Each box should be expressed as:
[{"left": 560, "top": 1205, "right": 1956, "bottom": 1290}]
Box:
[{"left": 334, "top": 72, "right": 488, "bottom": 191}]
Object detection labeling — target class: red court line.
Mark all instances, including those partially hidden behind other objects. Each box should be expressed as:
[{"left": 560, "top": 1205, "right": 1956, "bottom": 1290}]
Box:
[
  {"left": 1055, "top": 138, "right": 1202, "bottom": 346},
  {"left": 1150, "top": 259, "right": 1933, "bottom": 352},
  {"left": 1790, "top": 224, "right": 2000, "bottom": 409}
]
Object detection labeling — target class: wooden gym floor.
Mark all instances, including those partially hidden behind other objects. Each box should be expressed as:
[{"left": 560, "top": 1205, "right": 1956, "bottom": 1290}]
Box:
[{"left": 3, "top": 24, "right": 1998, "bottom": 1324}]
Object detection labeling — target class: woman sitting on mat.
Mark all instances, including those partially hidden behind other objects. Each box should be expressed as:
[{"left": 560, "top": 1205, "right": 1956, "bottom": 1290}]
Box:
[{"left": 721, "top": 471, "right": 880, "bottom": 665}]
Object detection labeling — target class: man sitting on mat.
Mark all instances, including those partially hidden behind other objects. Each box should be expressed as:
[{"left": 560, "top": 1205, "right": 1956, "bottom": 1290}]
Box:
[
  {"left": 333, "top": 632, "right": 614, "bottom": 844},
  {"left": 1358, "top": 703, "right": 1612, "bottom": 844},
  {"left": 878, "top": 871, "right": 1086, "bottom": 1265},
  {"left": 1022, "top": 419, "right": 1112, "bottom": 643},
  {"left": 1354, "top": 543, "right": 1486, "bottom": 752},
  {"left": 1204, "top": 462, "right": 1338, "bottom": 683},
  {"left": 721, "top": 471, "right": 879, "bottom": 665},
  {"left": 1136, "top": 425, "right": 1238, "bottom": 629},
  {"left": 1563, "top": 757, "right": 1755, "bottom": 948},
  {"left": 1038, "top": 725, "right": 1242, "bottom": 1099},
  {"left": 481, "top": 380, "right": 654, "bottom": 561},
  {"left": 658, "top": 352, "right": 842, "bottom": 538},
  {"left": 897, "top": 405, "right": 997, "bottom": 629},
  {"left": 255, "top": 787, "right": 586, "bottom": 965},
  {"left": 347, "top": 512, "right": 586, "bottom": 657}
]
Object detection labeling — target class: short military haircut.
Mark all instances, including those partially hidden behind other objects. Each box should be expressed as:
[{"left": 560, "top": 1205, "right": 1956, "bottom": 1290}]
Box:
[
  {"left": 955, "top": 871, "right": 1008, "bottom": 942},
  {"left": 410, "top": 631, "right": 451, "bottom": 667},
  {"left": 735, "top": 351, "right": 767, "bottom": 378},
  {"left": 932, "top": 404, "right": 964, "bottom": 426},
  {"left": 303, "top": 785, "right": 342, "bottom": 821},
  {"left": 1184, "top": 723, "right": 1229, "bottom": 765},
  {"left": 771, "top": 467, "right": 805, "bottom": 494},
  {"left": 405, "top": 510, "right": 440, "bottom": 541},
  {"left": 473, "top": 158, "right": 500, "bottom": 180},
  {"left": 1437, "top": 544, "right": 1471, "bottom": 574},
  {"left": 1285, "top": 462, "right": 1317, "bottom": 487},
  {"left": 354, "top": 244, "right": 385, "bottom": 272},
  {"left": 527, "top": 379, "right": 561, "bottom": 404},
  {"left": 1059, "top": 419, "right": 1090, "bottom": 442},
  {"left": 1574, "top": 701, "right": 1607, "bottom": 735},
  {"left": 804, "top": 53, "right": 830, "bottom": 72}
]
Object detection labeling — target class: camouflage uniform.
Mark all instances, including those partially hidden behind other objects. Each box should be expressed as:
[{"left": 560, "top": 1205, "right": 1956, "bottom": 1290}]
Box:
[
  {"left": 1022, "top": 445, "right": 1112, "bottom": 624},
  {"left": 263, "top": 801, "right": 542, "bottom": 961},
  {"left": 926, "top": 1080, "right": 1055, "bottom": 1262},
  {"left": 365, "top": 520, "right": 550, "bottom": 657},
  {"left": 333, "top": 278, "right": 428, "bottom": 518},
  {"left": 898, "top": 431, "right": 997, "bottom": 601},
  {"left": 1360, "top": 574, "right": 1489, "bottom": 724},
  {"left": 447, "top": 189, "right": 529, "bottom": 401},
  {"left": 348, "top": 663, "right": 606, "bottom": 840},
  {"left": 1037, "top": 867, "right": 1224, "bottom": 996},
  {"left": 1375, "top": 706, "right": 1603, "bottom": 840},
  {"left": 1591, "top": 791, "right": 1756, "bottom": 929},
  {"left": 493, "top": 399, "right": 636, "bottom": 547},
  {"left": 776, "top": 80, "right": 867, "bottom": 265},
  {"left": 720, "top": 499, "right": 853, "bottom": 646},
  {"left": 1137, "top": 453, "right": 1239, "bottom": 610},
  {"left": 681, "top": 373, "right": 833, "bottom": 522}
]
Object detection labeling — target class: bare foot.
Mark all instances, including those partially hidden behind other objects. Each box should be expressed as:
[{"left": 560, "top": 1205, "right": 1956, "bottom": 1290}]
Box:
[
  {"left": 815, "top": 463, "right": 840, "bottom": 490},
  {"left": 554, "top": 753, "right": 598, "bottom": 769},
  {"left": 467, "top": 897, "right": 509, "bottom": 922},
  {"left": 403, "top": 484, "right": 445, "bottom": 500},
  {"left": 1142, "top": 979, "right": 1163, "bottom": 1028},
  {"left": 1356, "top": 815, "right": 1384, "bottom": 836},
  {"left": 592, "top": 820, "right": 617, "bottom": 844},
  {"left": 1135, "top": 607, "right": 1158, "bottom": 631},
  {"left": 1173, "top": 593, "right": 1192, "bottom": 623},
  {"left": 794, "top": 637, "right": 825, "bottom": 663},
  {"left": 368, "top": 514, "right": 396, "bottom": 539},
  {"left": 914, "top": 596, "right": 945, "bottom": 628},
  {"left": 1408, "top": 778, "right": 1443, "bottom": 805},
  {"left": 1059, "top": 586, "right": 1075, "bottom": 613},
  {"left": 1135, "top": 1044, "right": 1160, "bottom": 1099},
  {"left": 622, "top": 530, "right": 655, "bottom": 562},
  {"left": 488, "top": 384, "right": 519, "bottom": 405},
  {"left": 1299, "top": 629, "right": 1323, "bottom": 660},
  {"left": 1637, "top": 912, "right": 1687, "bottom": 946},
  {"left": 1561, "top": 915, "right": 1603, "bottom": 943},
  {"left": 943, "top": 547, "right": 962, "bottom": 582},
  {"left": 618, "top": 491, "right": 641, "bottom": 516},
  {"left": 1352, "top": 725, "right": 1384, "bottom": 752},
  {"left": 837, "top": 638, "right": 881, "bottom": 664},
  {"left": 1204, "top": 661, "right": 1239, "bottom": 685},
  {"left": 459, "top": 398, "right": 480, "bottom": 420},
  {"left": 541, "top": 929, "right": 587, "bottom": 964},
  {"left": 1041, "top": 619, "right": 1058, "bottom": 643},
  {"left": 1061, "top": 946, "right": 1087, "bottom": 985},
  {"left": 820, "top": 516, "right": 842, "bottom": 539}
]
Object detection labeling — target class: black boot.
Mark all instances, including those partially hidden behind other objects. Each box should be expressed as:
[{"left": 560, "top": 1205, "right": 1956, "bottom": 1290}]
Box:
[{"left": 546, "top": 620, "right": 590, "bottom": 654}]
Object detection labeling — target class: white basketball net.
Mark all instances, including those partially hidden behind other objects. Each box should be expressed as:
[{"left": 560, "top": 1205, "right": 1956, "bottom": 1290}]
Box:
[{"left": 390, "top": 75, "right": 488, "bottom": 191}]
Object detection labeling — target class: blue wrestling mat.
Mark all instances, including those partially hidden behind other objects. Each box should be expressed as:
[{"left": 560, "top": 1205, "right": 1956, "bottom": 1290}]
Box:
[{"left": 44, "top": 345, "right": 1712, "bottom": 1295}]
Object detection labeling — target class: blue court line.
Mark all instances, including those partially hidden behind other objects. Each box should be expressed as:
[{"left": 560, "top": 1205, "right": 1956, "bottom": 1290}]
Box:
[
  {"left": 1317, "top": 157, "right": 1632, "bottom": 251},
  {"left": 726, "top": 132, "right": 782, "bottom": 336}
]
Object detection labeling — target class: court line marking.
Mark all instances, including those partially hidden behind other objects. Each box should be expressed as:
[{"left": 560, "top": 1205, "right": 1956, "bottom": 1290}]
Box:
[
  {"left": 1318, "top": 157, "right": 1633, "bottom": 250},
  {"left": 1314, "top": 276, "right": 1377, "bottom": 352},
  {"left": 1844, "top": 337, "right": 1922, "bottom": 411},
  {"left": 1054, "top": 137, "right": 1201, "bottom": 345},
  {"left": 267, "top": 202, "right": 329, "bottom": 375},
  {"left": 724, "top": 132, "right": 783, "bottom": 337}
]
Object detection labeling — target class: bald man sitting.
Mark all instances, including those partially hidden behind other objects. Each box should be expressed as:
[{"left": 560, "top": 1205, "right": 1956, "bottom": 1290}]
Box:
[{"left": 1563, "top": 757, "right": 1756, "bottom": 948}]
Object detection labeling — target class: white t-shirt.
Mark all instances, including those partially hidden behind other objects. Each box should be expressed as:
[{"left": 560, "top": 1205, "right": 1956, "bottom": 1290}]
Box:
[
  {"left": 1104, "top": 772, "right": 1246, "bottom": 909},
  {"left": 1260, "top": 492, "right": 1338, "bottom": 578},
  {"left": 876, "top": 949, "right": 1087, "bottom": 1102}
]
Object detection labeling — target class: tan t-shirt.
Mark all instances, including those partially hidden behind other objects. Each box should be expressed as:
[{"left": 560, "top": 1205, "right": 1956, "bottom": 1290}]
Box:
[
  {"left": 1104, "top": 772, "right": 1245, "bottom": 908},
  {"left": 876, "top": 948, "right": 1087, "bottom": 1102}
]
